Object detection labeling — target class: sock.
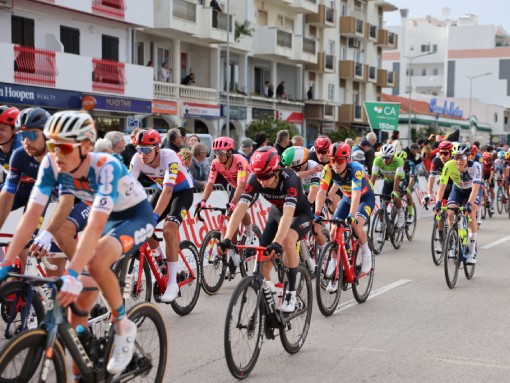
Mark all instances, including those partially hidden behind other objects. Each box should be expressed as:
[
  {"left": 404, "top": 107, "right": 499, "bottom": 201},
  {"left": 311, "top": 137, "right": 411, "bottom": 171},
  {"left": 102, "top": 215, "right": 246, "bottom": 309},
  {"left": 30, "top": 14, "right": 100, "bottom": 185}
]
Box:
[
  {"left": 168, "top": 261, "right": 179, "bottom": 285},
  {"left": 361, "top": 242, "right": 370, "bottom": 253},
  {"left": 407, "top": 204, "right": 413, "bottom": 215},
  {"left": 287, "top": 267, "right": 298, "bottom": 292},
  {"left": 113, "top": 304, "right": 126, "bottom": 322},
  {"left": 468, "top": 233, "right": 477, "bottom": 253}
]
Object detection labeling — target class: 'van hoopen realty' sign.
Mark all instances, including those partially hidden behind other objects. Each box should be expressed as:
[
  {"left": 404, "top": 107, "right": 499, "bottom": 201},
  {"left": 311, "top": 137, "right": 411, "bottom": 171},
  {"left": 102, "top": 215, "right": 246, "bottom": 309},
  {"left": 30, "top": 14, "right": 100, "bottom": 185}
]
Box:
[{"left": 364, "top": 101, "right": 400, "bottom": 131}]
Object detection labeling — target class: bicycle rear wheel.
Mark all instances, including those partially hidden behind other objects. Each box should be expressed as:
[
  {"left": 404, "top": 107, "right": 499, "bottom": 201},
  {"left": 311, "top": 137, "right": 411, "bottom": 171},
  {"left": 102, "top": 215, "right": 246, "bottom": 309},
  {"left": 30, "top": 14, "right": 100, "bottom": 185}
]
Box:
[
  {"left": 405, "top": 204, "right": 417, "bottom": 241},
  {"left": 370, "top": 208, "right": 386, "bottom": 255},
  {"left": 480, "top": 198, "right": 487, "bottom": 219},
  {"left": 430, "top": 218, "right": 444, "bottom": 266},
  {"left": 199, "top": 230, "right": 226, "bottom": 295},
  {"left": 171, "top": 240, "right": 201, "bottom": 316},
  {"left": 224, "top": 276, "right": 264, "bottom": 380},
  {"left": 279, "top": 264, "right": 313, "bottom": 354},
  {"left": 352, "top": 246, "right": 375, "bottom": 303},
  {"left": 315, "top": 241, "right": 342, "bottom": 316},
  {"left": 0, "top": 329, "right": 67, "bottom": 382},
  {"left": 444, "top": 228, "right": 460, "bottom": 289},
  {"left": 497, "top": 188, "right": 503, "bottom": 214},
  {"left": 239, "top": 225, "right": 262, "bottom": 278}
]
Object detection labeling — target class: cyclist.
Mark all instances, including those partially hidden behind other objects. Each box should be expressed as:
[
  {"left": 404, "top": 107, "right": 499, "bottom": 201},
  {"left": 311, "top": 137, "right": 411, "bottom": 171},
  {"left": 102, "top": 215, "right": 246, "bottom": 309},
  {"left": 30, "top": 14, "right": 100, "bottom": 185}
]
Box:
[
  {"left": 0, "top": 105, "right": 21, "bottom": 187},
  {"left": 129, "top": 128, "right": 194, "bottom": 303},
  {"left": 314, "top": 143, "right": 374, "bottom": 288},
  {"left": 218, "top": 146, "right": 312, "bottom": 312},
  {"left": 494, "top": 150, "right": 506, "bottom": 184},
  {"left": 480, "top": 151, "right": 495, "bottom": 214},
  {"left": 370, "top": 144, "right": 406, "bottom": 228},
  {"left": 395, "top": 150, "right": 417, "bottom": 224},
  {"left": 434, "top": 143, "right": 482, "bottom": 264},
  {"left": 469, "top": 145, "right": 482, "bottom": 162}
]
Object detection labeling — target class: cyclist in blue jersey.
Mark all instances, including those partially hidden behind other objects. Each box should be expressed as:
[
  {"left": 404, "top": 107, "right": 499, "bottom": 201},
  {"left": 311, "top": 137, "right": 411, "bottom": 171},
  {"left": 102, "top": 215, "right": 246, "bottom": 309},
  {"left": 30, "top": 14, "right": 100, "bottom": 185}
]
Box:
[
  {"left": 0, "top": 105, "right": 21, "bottom": 188},
  {"left": 0, "top": 110, "right": 153, "bottom": 374}
]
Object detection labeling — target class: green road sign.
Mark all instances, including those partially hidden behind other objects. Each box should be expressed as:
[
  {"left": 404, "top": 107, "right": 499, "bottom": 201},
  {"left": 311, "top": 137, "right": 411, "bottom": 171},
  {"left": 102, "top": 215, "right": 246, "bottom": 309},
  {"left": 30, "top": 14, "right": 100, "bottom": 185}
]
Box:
[{"left": 364, "top": 101, "right": 400, "bottom": 131}]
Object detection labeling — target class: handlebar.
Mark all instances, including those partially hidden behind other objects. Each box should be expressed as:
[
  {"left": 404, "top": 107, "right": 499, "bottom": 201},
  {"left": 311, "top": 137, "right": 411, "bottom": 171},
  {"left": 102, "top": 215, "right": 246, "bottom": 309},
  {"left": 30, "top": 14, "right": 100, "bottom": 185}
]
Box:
[{"left": 194, "top": 206, "right": 228, "bottom": 222}]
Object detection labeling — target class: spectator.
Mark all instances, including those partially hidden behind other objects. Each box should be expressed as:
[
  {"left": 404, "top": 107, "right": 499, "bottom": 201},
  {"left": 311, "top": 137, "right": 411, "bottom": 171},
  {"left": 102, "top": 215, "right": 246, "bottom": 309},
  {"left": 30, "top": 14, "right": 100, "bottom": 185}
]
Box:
[
  {"left": 181, "top": 73, "right": 195, "bottom": 86},
  {"left": 291, "top": 135, "right": 304, "bottom": 147},
  {"left": 147, "top": 60, "right": 153, "bottom": 67},
  {"left": 189, "top": 142, "right": 209, "bottom": 192},
  {"left": 267, "top": 83, "right": 274, "bottom": 98},
  {"left": 239, "top": 138, "right": 254, "bottom": 161},
  {"left": 276, "top": 81, "right": 286, "bottom": 99},
  {"left": 388, "top": 130, "right": 402, "bottom": 151},
  {"left": 274, "top": 129, "right": 291, "bottom": 156},
  {"left": 404, "top": 143, "right": 422, "bottom": 165},
  {"left": 121, "top": 128, "right": 141, "bottom": 168},
  {"left": 210, "top": 0, "right": 222, "bottom": 28},
  {"left": 360, "top": 138, "right": 375, "bottom": 175},
  {"left": 344, "top": 138, "right": 354, "bottom": 147},
  {"left": 94, "top": 138, "right": 113, "bottom": 153},
  {"left": 307, "top": 86, "right": 313, "bottom": 100},
  {"left": 104, "top": 131, "right": 125, "bottom": 161},
  {"left": 178, "top": 148, "right": 193, "bottom": 169},
  {"left": 188, "top": 134, "right": 200, "bottom": 147},
  {"left": 366, "top": 131, "right": 377, "bottom": 146},
  {"left": 374, "top": 142, "right": 382, "bottom": 155},
  {"left": 263, "top": 81, "right": 269, "bottom": 97},
  {"left": 253, "top": 132, "right": 268, "bottom": 150},
  {"left": 158, "top": 62, "right": 172, "bottom": 83},
  {"left": 163, "top": 128, "right": 184, "bottom": 152}
]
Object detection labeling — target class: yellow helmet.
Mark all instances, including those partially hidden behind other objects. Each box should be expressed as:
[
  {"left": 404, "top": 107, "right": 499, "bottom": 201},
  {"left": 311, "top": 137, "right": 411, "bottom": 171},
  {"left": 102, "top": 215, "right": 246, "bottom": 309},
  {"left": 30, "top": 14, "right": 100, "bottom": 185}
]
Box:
[{"left": 505, "top": 152, "right": 510, "bottom": 160}]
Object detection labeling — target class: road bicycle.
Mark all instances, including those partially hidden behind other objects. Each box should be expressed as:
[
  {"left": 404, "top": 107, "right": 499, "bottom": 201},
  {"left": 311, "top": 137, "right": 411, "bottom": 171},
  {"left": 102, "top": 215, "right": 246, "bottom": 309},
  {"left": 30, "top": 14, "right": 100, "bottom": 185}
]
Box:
[
  {"left": 0, "top": 272, "right": 168, "bottom": 382},
  {"left": 370, "top": 194, "right": 404, "bottom": 253},
  {"left": 315, "top": 218, "right": 375, "bottom": 316},
  {"left": 480, "top": 180, "right": 494, "bottom": 219},
  {"left": 224, "top": 244, "right": 312, "bottom": 379},
  {"left": 196, "top": 206, "right": 261, "bottom": 295},
  {"left": 424, "top": 199, "right": 448, "bottom": 265},
  {"left": 440, "top": 206, "right": 476, "bottom": 289}
]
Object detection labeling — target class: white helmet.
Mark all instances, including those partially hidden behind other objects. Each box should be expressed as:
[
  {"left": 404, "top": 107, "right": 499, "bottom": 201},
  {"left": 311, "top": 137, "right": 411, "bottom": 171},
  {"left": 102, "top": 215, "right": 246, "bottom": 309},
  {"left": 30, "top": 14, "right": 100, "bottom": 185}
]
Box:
[
  {"left": 44, "top": 111, "right": 97, "bottom": 143},
  {"left": 381, "top": 144, "right": 396, "bottom": 157}
]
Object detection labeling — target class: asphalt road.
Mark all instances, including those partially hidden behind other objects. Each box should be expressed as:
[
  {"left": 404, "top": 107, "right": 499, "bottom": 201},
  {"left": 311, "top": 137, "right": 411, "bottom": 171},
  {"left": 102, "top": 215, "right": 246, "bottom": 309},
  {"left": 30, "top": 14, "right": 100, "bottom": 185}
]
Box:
[{"left": 157, "top": 212, "right": 510, "bottom": 383}]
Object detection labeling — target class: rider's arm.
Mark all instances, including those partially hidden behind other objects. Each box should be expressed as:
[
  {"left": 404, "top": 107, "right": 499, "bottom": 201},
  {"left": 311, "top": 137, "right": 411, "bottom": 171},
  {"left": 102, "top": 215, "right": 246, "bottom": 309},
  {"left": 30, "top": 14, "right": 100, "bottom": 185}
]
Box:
[
  {"left": 393, "top": 158, "right": 405, "bottom": 193},
  {"left": 315, "top": 165, "right": 332, "bottom": 214},
  {"left": 308, "top": 185, "right": 318, "bottom": 204},
  {"left": 230, "top": 182, "right": 245, "bottom": 205},
  {"left": 435, "top": 164, "right": 450, "bottom": 202},
  {"left": 349, "top": 189, "right": 361, "bottom": 216},
  {"left": 0, "top": 190, "right": 15, "bottom": 231},
  {"left": 349, "top": 166, "right": 365, "bottom": 215},
  {"left": 468, "top": 162, "right": 482, "bottom": 204},
  {"left": 0, "top": 149, "right": 24, "bottom": 230},
  {"left": 427, "top": 175, "right": 436, "bottom": 195},
  {"left": 370, "top": 158, "right": 381, "bottom": 184},
  {"left": 201, "top": 181, "right": 214, "bottom": 201},
  {"left": 43, "top": 193, "right": 75, "bottom": 235},
  {"left": 272, "top": 205, "right": 295, "bottom": 245}
]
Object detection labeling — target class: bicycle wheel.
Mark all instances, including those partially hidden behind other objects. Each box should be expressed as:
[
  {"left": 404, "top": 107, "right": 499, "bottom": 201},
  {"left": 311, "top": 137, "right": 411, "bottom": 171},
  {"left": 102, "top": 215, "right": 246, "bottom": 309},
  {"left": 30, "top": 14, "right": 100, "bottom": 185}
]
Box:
[
  {"left": 444, "top": 228, "right": 460, "bottom": 289},
  {"left": 370, "top": 208, "right": 386, "bottom": 255},
  {"left": 0, "top": 281, "right": 45, "bottom": 346},
  {"left": 0, "top": 329, "right": 67, "bottom": 382},
  {"left": 463, "top": 244, "right": 476, "bottom": 280},
  {"left": 352, "top": 245, "right": 375, "bottom": 303},
  {"left": 390, "top": 206, "right": 404, "bottom": 249},
  {"left": 405, "top": 204, "right": 417, "bottom": 241},
  {"left": 497, "top": 188, "right": 503, "bottom": 214},
  {"left": 315, "top": 241, "right": 342, "bottom": 317},
  {"left": 430, "top": 218, "right": 444, "bottom": 266},
  {"left": 224, "top": 276, "right": 264, "bottom": 380},
  {"left": 171, "top": 240, "right": 201, "bottom": 316},
  {"left": 239, "top": 225, "right": 262, "bottom": 278},
  {"left": 199, "top": 230, "right": 226, "bottom": 295},
  {"left": 279, "top": 264, "right": 313, "bottom": 354},
  {"left": 126, "top": 253, "right": 153, "bottom": 309},
  {"left": 480, "top": 197, "right": 487, "bottom": 219}
]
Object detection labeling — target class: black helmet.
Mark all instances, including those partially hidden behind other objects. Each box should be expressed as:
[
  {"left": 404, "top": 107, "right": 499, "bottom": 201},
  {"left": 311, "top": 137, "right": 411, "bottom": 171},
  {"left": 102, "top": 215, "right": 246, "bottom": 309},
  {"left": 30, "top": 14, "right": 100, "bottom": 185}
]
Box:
[{"left": 15, "top": 107, "right": 50, "bottom": 131}]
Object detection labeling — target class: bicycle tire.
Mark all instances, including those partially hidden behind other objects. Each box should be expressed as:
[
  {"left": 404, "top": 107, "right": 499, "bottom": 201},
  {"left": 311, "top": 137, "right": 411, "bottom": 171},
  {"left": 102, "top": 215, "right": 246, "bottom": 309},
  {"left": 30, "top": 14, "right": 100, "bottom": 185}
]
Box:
[
  {"left": 370, "top": 208, "right": 386, "bottom": 255},
  {"left": 352, "top": 243, "right": 375, "bottom": 303},
  {"left": 390, "top": 206, "right": 404, "bottom": 249},
  {"left": 405, "top": 204, "right": 417, "bottom": 241},
  {"left": 126, "top": 252, "right": 153, "bottom": 308},
  {"left": 430, "top": 218, "right": 444, "bottom": 266},
  {"left": 199, "top": 230, "right": 226, "bottom": 295},
  {"left": 480, "top": 198, "right": 487, "bottom": 219},
  {"left": 0, "top": 329, "right": 67, "bottom": 382},
  {"left": 239, "top": 224, "right": 262, "bottom": 278},
  {"left": 171, "top": 240, "right": 201, "bottom": 316},
  {"left": 444, "top": 228, "right": 460, "bottom": 289},
  {"left": 315, "top": 241, "right": 342, "bottom": 316},
  {"left": 463, "top": 258, "right": 476, "bottom": 280},
  {"left": 0, "top": 281, "right": 45, "bottom": 345},
  {"left": 279, "top": 264, "right": 313, "bottom": 354},
  {"left": 497, "top": 188, "right": 503, "bottom": 214},
  {"left": 224, "top": 276, "right": 264, "bottom": 380}
]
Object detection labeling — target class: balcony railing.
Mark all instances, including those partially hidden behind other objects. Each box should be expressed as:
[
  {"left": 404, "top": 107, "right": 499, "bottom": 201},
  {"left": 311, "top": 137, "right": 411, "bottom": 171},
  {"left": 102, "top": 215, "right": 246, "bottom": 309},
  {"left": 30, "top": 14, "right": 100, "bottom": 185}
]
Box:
[
  {"left": 303, "top": 38, "right": 316, "bottom": 54},
  {"left": 14, "top": 45, "right": 57, "bottom": 87},
  {"left": 214, "top": 12, "right": 233, "bottom": 32},
  {"left": 92, "top": 58, "right": 126, "bottom": 94},
  {"left": 173, "top": 0, "right": 196, "bottom": 22},
  {"left": 277, "top": 30, "right": 292, "bottom": 48},
  {"left": 154, "top": 81, "right": 219, "bottom": 103},
  {"left": 92, "top": 0, "right": 126, "bottom": 20}
]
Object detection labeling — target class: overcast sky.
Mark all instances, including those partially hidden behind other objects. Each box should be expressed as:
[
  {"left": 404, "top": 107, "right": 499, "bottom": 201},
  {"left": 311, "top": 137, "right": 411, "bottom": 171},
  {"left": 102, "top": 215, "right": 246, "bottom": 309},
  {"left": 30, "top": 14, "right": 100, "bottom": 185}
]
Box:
[{"left": 383, "top": 0, "right": 510, "bottom": 32}]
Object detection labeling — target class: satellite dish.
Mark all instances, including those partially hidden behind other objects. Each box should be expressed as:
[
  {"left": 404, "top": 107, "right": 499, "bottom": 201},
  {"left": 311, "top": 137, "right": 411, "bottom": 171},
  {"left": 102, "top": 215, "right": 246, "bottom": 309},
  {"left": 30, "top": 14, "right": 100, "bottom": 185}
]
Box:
[{"left": 442, "top": 7, "right": 451, "bottom": 18}]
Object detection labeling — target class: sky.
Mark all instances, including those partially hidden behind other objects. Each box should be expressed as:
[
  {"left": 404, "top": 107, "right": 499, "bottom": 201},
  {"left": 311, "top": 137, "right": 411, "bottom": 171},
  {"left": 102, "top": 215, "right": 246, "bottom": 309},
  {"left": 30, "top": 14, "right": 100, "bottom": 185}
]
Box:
[{"left": 383, "top": 0, "right": 510, "bottom": 32}]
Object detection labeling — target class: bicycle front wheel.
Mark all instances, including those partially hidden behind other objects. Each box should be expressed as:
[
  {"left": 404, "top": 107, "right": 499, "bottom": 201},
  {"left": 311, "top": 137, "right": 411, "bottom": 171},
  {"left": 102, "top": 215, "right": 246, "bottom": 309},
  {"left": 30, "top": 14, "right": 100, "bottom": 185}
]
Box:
[
  {"left": 390, "top": 206, "right": 404, "bottom": 249},
  {"left": 315, "top": 241, "right": 342, "bottom": 316},
  {"left": 239, "top": 224, "right": 262, "bottom": 278},
  {"left": 279, "top": 264, "right": 313, "bottom": 354},
  {"left": 199, "top": 230, "right": 226, "bottom": 295},
  {"left": 405, "top": 204, "right": 417, "bottom": 241},
  {"left": 352, "top": 246, "right": 375, "bottom": 303},
  {"left": 171, "top": 240, "right": 201, "bottom": 316},
  {"left": 497, "top": 188, "right": 503, "bottom": 214},
  {"left": 444, "top": 228, "right": 460, "bottom": 289},
  {"left": 126, "top": 252, "right": 153, "bottom": 308},
  {"left": 0, "top": 329, "right": 67, "bottom": 382},
  {"left": 430, "top": 218, "right": 444, "bottom": 266},
  {"left": 370, "top": 208, "right": 386, "bottom": 254},
  {"left": 224, "top": 276, "right": 264, "bottom": 380}
]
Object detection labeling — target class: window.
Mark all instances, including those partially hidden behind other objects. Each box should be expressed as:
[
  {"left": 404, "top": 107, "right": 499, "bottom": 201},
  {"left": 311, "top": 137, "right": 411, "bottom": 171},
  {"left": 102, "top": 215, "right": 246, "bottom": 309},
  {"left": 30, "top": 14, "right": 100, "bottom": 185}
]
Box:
[
  {"left": 257, "top": 10, "right": 268, "bottom": 26},
  {"left": 102, "top": 34, "right": 119, "bottom": 61},
  {"left": 329, "top": 41, "right": 335, "bottom": 55},
  {"left": 136, "top": 42, "right": 144, "bottom": 65},
  {"left": 285, "top": 18, "right": 294, "bottom": 32},
  {"left": 432, "top": 68, "right": 439, "bottom": 76},
  {"left": 11, "top": 15, "right": 34, "bottom": 47},
  {"left": 432, "top": 44, "right": 438, "bottom": 52},
  {"left": 505, "top": 116, "right": 508, "bottom": 124},
  {"left": 309, "top": 26, "right": 317, "bottom": 37},
  {"left": 421, "top": 44, "right": 430, "bottom": 52},
  {"left": 60, "top": 26, "right": 80, "bottom": 55},
  {"left": 328, "top": 84, "right": 334, "bottom": 101},
  {"left": 422, "top": 68, "right": 427, "bottom": 76}
]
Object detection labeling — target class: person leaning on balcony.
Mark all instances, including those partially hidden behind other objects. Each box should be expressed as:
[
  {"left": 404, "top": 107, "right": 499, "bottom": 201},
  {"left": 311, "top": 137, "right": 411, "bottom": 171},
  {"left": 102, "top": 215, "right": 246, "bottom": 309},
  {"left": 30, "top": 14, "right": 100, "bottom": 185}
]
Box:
[
  {"left": 276, "top": 81, "right": 286, "bottom": 99},
  {"left": 210, "top": 0, "right": 222, "bottom": 28},
  {"left": 307, "top": 86, "right": 313, "bottom": 100},
  {"left": 158, "top": 62, "right": 172, "bottom": 83},
  {"left": 263, "top": 81, "right": 269, "bottom": 97},
  {"left": 268, "top": 83, "right": 274, "bottom": 98},
  {"left": 181, "top": 73, "right": 195, "bottom": 86}
]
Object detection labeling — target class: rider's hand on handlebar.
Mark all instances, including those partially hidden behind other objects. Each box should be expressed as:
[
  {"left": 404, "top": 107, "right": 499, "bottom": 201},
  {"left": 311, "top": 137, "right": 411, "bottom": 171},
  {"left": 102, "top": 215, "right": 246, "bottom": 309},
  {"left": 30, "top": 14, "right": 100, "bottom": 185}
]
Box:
[
  {"left": 152, "top": 212, "right": 160, "bottom": 227},
  {"left": 31, "top": 229, "right": 53, "bottom": 258},
  {"left": 421, "top": 194, "right": 431, "bottom": 207},
  {"left": 226, "top": 202, "right": 236, "bottom": 213},
  {"left": 465, "top": 202, "right": 472, "bottom": 214},
  {"left": 405, "top": 187, "right": 412, "bottom": 196},
  {"left": 0, "top": 260, "right": 14, "bottom": 282},
  {"left": 218, "top": 238, "right": 233, "bottom": 253},
  {"left": 57, "top": 269, "right": 83, "bottom": 307},
  {"left": 195, "top": 199, "right": 206, "bottom": 212},
  {"left": 313, "top": 212, "right": 322, "bottom": 223},
  {"left": 391, "top": 191, "right": 400, "bottom": 201},
  {"left": 265, "top": 242, "right": 283, "bottom": 257},
  {"left": 346, "top": 214, "right": 357, "bottom": 225},
  {"left": 434, "top": 201, "right": 442, "bottom": 214}
]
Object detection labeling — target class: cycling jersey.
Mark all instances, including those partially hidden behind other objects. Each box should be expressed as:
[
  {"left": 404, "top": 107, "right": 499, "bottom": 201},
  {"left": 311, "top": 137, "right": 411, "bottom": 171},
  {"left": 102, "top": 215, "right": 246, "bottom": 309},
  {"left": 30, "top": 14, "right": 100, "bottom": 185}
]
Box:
[
  {"left": 430, "top": 156, "right": 446, "bottom": 176},
  {"left": 372, "top": 156, "right": 405, "bottom": 182},
  {"left": 0, "top": 137, "right": 21, "bottom": 185},
  {"left": 400, "top": 159, "right": 418, "bottom": 192},
  {"left": 208, "top": 154, "right": 250, "bottom": 188},
  {"left": 319, "top": 161, "right": 373, "bottom": 198},
  {"left": 494, "top": 158, "right": 506, "bottom": 176},
  {"left": 299, "top": 159, "right": 321, "bottom": 193},
  {"left": 439, "top": 160, "right": 482, "bottom": 190},
  {"left": 129, "top": 149, "right": 193, "bottom": 193},
  {"left": 481, "top": 161, "right": 494, "bottom": 178},
  {"left": 4, "top": 147, "right": 39, "bottom": 195},
  {"left": 31, "top": 152, "right": 147, "bottom": 214}
]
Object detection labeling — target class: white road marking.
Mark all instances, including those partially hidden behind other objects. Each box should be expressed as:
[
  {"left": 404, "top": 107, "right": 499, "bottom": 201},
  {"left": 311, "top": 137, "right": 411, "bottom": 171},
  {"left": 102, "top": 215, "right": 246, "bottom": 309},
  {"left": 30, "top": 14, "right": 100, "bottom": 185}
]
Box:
[
  {"left": 334, "top": 279, "right": 412, "bottom": 313},
  {"left": 481, "top": 235, "right": 510, "bottom": 249}
]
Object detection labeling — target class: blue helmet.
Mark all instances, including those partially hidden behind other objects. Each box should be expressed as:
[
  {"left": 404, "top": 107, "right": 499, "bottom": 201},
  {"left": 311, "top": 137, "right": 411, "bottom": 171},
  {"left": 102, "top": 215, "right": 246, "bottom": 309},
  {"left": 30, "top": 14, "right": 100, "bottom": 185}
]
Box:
[{"left": 15, "top": 107, "right": 50, "bottom": 131}]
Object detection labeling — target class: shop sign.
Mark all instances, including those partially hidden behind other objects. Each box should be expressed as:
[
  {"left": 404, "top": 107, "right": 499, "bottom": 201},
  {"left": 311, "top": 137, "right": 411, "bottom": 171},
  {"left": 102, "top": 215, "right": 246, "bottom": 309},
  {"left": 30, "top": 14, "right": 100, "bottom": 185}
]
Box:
[
  {"left": 87, "top": 94, "right": 151, "bottom": 113},
  {"left": 0, "top": 82, "right": 82, "bottom": 108},
  {"left": 152, "top": 100, "right": 178, "bottom": 115},
  {"left": 221, "top": 105, "right": 247, "bottom": 120},
  {"left": 277, "top": 110, "right": 303, "bottom": 124},
  {"left": 252, "top": 108, "right": 274, "bottom": 120},
  {"left": 182, "top": 102, "right": 220, "bottom": 118}
]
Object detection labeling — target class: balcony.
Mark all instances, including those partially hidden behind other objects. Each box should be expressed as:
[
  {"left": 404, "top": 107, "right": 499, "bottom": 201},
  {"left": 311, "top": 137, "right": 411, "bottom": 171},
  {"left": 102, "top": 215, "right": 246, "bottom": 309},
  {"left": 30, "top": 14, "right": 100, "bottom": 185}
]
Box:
[
  {"left": 339, "top": 60, "right": 366, "bottom": 82},
  {"left": 92, "top": 59, "right": 126, "bottom": 94},
  {"left": 154, "top": 81, "right": 218, "bottom": 103},
  {"left": 338, "top": 104, "right": 365, "bottom": 124},
  {"left": 305, "top": 4, "right": 336, "bottom": 28},
  {"left": 254, "top": 27, "right": 294, "bottom": 60},
  {"left": 294, "top": 37, "right": 317, "bottom": 64},
  {"left": 92, "top": 0, "right": 126, "bottom": 20},
  {"left": 339, "top": 16, "right": 365, "bottom": 38},
  {"left": 13, "top": 46, "right": 57, "bottom": 87},
  {"left": 377, "top": 28, "right": 398, "bottom": 49},
  {"left": 305, "top": 52, "right": 335, "bottom": 73},
  {"left": 292, "top": 0, "right": 319, "bottom": 14},
  {"left": 376, "top": 69, "right": 396, "bottom": 88},
  {"left": 154, "top": 0, "right": 199, "bottom": 35},
  {"left": 196, "top": 7, "right": 234, "bottom": 43},
  {"left": 305, "top": 101, "right": 338, "bottom": 120}
]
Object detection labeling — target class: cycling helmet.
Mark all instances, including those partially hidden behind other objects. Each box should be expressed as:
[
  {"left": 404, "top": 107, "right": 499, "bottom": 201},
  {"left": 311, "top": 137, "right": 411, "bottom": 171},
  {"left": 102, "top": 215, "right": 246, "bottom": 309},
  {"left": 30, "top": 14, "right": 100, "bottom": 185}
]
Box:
[
  {"left": 281, "top": 146, "right": 308, "bottom": 168},
  {"left": 15, "top": 108, "right": 50, "bottom": 131},
  {"left": 438, "top": 141, "right": 453, "bottom": 151},
  {"left": 134, "top": 129, "right": 161, "bottom": 146},
  {"left": 250, "top": 146, "right": 280, "bottom": 176},
  {"left": 328, "top": 142, "right": 351, "bottom": 160},
  {"left": 498, "top": 150, "right": 506, "bottom": 159},
  {"left": 0, "top": 106, "right": 20, "bottom": 127},
  {"left": 314, "top": 135, "right": 331, "bottom": 152},
  {"left": 456, "top": 143, "right": 471, "bottom": 156},
  {"left": 380, "top": 144, "right": 396, "bottom": 158},
  {"left": 212, "top": 136, "right": 234, "bottom": 151},
  {"left": 482, "top": 152, "right": 493, "bottom": 162},
  {"left": 352, "top": 149, "right": 365, "bottom": 162},
  {"left": 44, "top": 111, "right": 97, "bottom": 143},
  {"left": 396, "top": 150, "right": 407, "bottom": 160},
  {"left": 451, "top": 142, "right": 460, "bottom": 154},
  {"left": 471, "top": 145, "right": 478, "bottom": 155},
  {"left": 506, "top": 152, "right": 510, "bottom": 160}
]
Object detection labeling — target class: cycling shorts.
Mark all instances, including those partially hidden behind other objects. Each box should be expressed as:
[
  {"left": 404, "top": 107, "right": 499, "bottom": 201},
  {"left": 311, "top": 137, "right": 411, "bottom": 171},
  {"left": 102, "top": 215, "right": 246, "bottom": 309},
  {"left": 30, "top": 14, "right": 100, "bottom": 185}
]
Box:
[
  {"left": 447, "top": 185, "right": 482, "bottom": 207},
  {"left": 259, "top": 205, "right": 312, "bottom": 246},
  {"left": 333, "top": 193, "right": 375, "bottom": 222},
  {"left": 151, "top": 188, "right": 193, "bottom": 226},
  {"left": 482, "top": 174, "right": 494, "bottom": 188}
]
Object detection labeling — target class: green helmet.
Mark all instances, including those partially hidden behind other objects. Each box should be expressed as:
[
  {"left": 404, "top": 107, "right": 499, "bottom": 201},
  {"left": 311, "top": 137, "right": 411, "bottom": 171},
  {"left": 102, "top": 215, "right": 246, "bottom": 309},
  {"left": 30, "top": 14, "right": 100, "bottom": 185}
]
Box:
[
  {"left": 396, "top": 150, "right": 407, "bottom": 160},
  {"left": 281, "top": 146, "right": 309, "bottom": 168}
]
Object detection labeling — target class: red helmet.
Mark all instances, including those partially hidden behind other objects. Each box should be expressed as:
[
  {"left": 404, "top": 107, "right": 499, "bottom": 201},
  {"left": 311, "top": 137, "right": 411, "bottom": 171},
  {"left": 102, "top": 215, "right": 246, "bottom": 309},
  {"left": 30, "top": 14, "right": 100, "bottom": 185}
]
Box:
[
  {"left": 134, "top": 129, "right": 161, "bottom": 146},
  {"left": 482, "top": 152, "right": 493, "bottom": 162},
  {"left": 212, "top": 136, "right": 234, "bottom": 151},
  {"left": 328, "top": 142, "right": 351, "bottom": 160},
  {"left": 314, "top": 135, "right": 331, "bottom": 153},
  {"left": 471, "top": 146, "right": 478, "bottom": 155},
  {"left": 0, "top": 106, "right": 20, "bottom": 127},
  {"left": 250, "top": 146, "right": 280, "bottom": 176},
  {"left": 438, "top": 140, "right": 453, "bottom": 151}
]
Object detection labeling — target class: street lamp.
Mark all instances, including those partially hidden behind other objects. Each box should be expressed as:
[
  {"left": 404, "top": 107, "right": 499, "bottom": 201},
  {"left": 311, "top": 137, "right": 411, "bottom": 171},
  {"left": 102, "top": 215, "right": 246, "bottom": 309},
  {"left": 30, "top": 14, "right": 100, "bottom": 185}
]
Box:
[
  {"left": 467, "top": 72, "right": 491, "bottom": 119},
  {"left": 406, "top": 51, "right": 436, "bottom": 130},
  {"left": 225, "top": 0, "right": 231, "bottom": 136}
]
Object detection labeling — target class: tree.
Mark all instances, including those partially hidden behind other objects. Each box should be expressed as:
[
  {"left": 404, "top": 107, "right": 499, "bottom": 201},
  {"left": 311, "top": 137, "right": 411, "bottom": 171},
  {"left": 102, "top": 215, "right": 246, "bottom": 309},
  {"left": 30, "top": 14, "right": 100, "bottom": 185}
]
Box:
[
  {"left": 234, "top": 20, "right": 253, "bottom": 42},
  {"left": 245, "top": 114, "right": 298, "bottom": 144},
  {"left": 328, "top": 126, "right": 357, "bottom": 143}
]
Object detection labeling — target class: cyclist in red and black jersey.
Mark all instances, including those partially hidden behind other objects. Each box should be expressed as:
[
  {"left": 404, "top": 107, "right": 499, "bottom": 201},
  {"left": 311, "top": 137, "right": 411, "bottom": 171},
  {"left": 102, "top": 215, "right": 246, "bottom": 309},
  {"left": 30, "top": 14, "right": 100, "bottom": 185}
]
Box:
[
  {"left": 218, "top": 146, "right": 312, "bottom": 313},
  {"left": 481, "top": 151, "right": 495, "bottom": 213}
]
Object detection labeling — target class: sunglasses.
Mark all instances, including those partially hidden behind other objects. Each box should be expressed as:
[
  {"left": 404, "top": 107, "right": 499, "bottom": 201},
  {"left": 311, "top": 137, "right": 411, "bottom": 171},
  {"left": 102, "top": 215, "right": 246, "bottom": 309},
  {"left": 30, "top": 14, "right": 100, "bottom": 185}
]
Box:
[
  {"left": 439, "top": 152, "right": 450, "bottom": 156},
  {"left": 453, "top": 154, "right": 467, "bottom": 161},
  {"left": 215, "top": 150, "right": 228, "bottom": 156},
  {"left": 47, "top": 141, "right": 82, "bottom": 155},
  {"left": 255, "top": 172, "right": 276, "bottom": 181},
  {"left": 316, "top": 149, "right": 329, "bottom": 155},
  {"left": 136, "top": 146, "right": 156, "bottom": 154},
  {"left": 382, "top": 156, "right": 392, "bottom": 161},
  {"left": 330, "top": 158, "right": 347, "bottom": 164},
  {"left": 18, "top": 131, "right": 39, "bottom": 142}
]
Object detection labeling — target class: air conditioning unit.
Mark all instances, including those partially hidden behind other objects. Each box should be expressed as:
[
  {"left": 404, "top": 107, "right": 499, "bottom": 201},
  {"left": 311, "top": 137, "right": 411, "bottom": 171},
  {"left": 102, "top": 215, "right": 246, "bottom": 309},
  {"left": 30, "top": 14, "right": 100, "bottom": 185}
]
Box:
[{"left": 348, "top": 38, "right": 360, "bottom": 48}]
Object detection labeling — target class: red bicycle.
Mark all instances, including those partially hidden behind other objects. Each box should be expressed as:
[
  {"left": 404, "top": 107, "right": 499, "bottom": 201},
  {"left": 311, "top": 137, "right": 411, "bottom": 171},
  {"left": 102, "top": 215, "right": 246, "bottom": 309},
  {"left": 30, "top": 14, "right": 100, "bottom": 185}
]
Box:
[{"left": 315, "top": 218, "right": 375, "bottom": 316}]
